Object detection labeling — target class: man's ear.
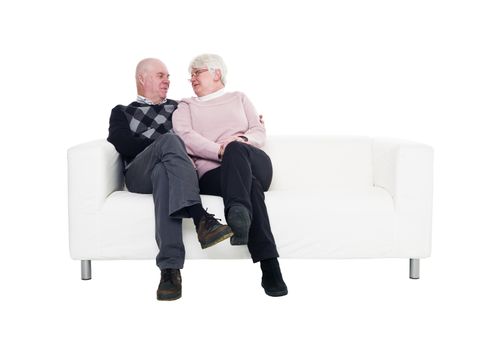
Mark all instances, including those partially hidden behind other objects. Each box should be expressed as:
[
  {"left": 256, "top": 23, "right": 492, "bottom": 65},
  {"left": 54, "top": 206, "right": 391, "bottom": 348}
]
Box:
[{"left": 138, "top": 74, "right": 145, "bottom": 86}]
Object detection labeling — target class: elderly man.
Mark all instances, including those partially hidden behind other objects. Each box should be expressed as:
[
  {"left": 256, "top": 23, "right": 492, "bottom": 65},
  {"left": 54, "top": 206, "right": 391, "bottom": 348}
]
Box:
[{"left": 107, "top": 58, "right": 233, "bottom": 301}]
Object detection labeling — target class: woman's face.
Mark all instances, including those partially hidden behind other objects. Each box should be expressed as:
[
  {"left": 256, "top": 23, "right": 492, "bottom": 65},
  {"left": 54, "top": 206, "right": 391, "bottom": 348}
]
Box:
[{"left": 190, "top": 67, "right": 220, "bottom": 97}]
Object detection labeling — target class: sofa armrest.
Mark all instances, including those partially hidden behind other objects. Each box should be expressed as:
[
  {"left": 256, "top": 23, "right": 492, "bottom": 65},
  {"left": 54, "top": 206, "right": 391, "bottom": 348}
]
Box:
[
  {"left": 67, "top": 139, "right": 123, "bottom": 258},
  {"left": 372, "top": 138, "right": 434, "bottom": 257},
  {"left": 68, "top": 139, "right": 124, "bottom": 209}
]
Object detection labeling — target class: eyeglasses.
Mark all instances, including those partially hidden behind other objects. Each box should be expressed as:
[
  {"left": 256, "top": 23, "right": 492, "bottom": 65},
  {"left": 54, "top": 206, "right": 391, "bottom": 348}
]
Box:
[{"left": 189, "top": 69, "right": 209, "bottom": 80}]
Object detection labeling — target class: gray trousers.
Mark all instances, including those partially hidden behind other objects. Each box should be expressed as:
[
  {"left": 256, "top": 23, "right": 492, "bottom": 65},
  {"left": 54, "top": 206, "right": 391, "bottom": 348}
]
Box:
[{"left": 124, "top": 133, "right": 201, "bottom": 270}]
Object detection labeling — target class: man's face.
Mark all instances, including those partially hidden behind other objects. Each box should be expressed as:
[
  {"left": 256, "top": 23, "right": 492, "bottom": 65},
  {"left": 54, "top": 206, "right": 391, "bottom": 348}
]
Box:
[{"left": 142, "top": 62, "right": 170, "bottom": 103}]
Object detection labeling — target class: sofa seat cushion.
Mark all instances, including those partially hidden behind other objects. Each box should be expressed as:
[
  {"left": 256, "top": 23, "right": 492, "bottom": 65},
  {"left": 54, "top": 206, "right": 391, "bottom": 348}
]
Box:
[{"left": 95, "top": 187, "right": 395, "bottom": 259}]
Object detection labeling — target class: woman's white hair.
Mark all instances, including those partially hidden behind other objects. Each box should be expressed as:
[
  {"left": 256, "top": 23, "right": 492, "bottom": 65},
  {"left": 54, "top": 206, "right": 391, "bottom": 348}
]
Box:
[{"left": 189, "top": 53, "right": 228, "bottom": 85}]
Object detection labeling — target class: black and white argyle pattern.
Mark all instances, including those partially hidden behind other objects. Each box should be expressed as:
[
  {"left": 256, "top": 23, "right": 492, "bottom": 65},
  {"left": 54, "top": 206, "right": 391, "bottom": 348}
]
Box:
[{"left": 123, "top": 102, "right": 177, "bottom": 140}]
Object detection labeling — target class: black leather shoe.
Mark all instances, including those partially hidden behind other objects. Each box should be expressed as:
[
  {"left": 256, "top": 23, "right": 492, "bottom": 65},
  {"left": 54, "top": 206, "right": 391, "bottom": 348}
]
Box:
[
  {"left": 197, "top": 212, "right": 233, "bottom": 249},
  {"left": 227, "top": 205, "right": 251, "bottom": 245},
  {"left": 260, "top": 258, "right": 288, "bottom": 297},
  {"left": 157, "top": 268, "right": 182, "bottom": 301}
]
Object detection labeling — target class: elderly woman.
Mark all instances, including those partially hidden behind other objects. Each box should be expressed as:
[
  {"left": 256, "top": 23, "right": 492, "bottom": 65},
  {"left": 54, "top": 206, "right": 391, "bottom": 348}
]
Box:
[{"left": 173, "top": 54, "right": 287, "bottom": 297}]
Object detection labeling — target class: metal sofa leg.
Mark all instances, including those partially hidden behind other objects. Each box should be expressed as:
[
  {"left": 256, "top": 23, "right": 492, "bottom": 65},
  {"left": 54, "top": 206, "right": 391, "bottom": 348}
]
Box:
[
  {"left": 409, "top": 259, "right": 420, "bottom": 279},
  {"left": 81, "top": 260, "right": 92, "bottom": 280}
]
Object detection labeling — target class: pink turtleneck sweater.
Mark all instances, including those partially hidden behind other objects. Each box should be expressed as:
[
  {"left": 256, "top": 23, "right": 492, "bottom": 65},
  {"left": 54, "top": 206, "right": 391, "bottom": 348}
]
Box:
[{"left": 173, "top": 91, "right": 266, "bottom": 178}]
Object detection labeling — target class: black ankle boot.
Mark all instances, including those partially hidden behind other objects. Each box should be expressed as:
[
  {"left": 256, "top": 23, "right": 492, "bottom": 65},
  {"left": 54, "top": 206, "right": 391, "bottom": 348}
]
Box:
[
  {"left": 227, "top": 205, "right": 251, "bottom": 245},
  {"left": 260, "top": 258, "right": 288, "bottom": 297},
  {"left": 157, "top": 268, "right": 182, "bottom": 301}
]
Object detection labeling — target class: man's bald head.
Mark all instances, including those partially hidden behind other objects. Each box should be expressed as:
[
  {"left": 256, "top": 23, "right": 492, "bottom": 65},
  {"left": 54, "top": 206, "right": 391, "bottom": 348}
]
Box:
[{"left": 135, "top": 58, "right": 170, "bottom": 104}]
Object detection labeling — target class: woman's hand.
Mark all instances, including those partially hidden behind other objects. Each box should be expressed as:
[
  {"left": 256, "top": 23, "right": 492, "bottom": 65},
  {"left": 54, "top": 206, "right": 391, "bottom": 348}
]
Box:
[
  {"left": 218, "top": 134, "right": 249, "bottom": 159},
  {"left": 219, "top": 134, "right": 248, "bottom": 144}
]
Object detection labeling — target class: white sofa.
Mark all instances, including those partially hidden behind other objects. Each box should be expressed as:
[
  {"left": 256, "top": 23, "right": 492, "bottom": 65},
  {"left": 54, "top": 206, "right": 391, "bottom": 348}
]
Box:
[{"left": 67, "top": 136, "right": 433, "bottom": 280}]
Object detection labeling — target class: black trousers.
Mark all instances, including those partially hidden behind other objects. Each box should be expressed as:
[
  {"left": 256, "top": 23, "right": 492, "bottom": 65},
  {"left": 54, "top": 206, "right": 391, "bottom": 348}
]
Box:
[{"left": 199, "top": 141, "right": 279, "bottom": 263}]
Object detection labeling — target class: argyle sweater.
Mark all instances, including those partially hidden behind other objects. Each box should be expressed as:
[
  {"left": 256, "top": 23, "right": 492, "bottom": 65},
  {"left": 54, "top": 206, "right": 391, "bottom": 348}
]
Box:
[{"left": 107, "top": 99, "right": 178, "bottom": 165}]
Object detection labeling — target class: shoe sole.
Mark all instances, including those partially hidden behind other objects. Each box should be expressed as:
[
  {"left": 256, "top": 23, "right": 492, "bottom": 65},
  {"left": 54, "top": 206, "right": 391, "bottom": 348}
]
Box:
[
  {"left": 264, "top": 290, "right": 288, "bottom": 297},
  {"left": 201, "top": 227, "right": 234, "bottom": 249},
  {"left": 261, "top": 283, "right": 288, "bottom": 297},
  {"left": 157, "top": 291, "right": 182, "bottom": 301}
]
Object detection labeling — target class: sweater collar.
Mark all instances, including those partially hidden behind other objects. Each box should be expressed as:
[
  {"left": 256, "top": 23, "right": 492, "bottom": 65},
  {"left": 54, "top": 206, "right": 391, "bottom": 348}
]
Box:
[{"left": 195, "top": 88, "right": 226, "bottom": 102}]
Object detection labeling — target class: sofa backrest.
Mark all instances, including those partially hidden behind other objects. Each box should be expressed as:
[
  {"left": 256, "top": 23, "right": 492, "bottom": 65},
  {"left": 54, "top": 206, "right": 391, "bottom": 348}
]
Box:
[{"left": 262, "top": 135, "right": 374, "bottom": 191}]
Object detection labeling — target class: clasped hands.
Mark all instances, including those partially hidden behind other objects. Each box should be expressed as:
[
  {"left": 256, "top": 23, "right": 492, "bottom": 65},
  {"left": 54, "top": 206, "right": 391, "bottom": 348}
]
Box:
[
  {"left": 218, "top": 134, "right": 249, "bottom": 159},
  {"left": 217, "top": 115, "right": 263, "bottom": 160}
]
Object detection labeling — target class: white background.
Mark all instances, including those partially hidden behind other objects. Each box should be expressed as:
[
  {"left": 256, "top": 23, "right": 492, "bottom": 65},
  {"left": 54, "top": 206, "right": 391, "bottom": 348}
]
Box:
[{"left": 1, "top": 0, "right": 500, "bottom": 348}]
